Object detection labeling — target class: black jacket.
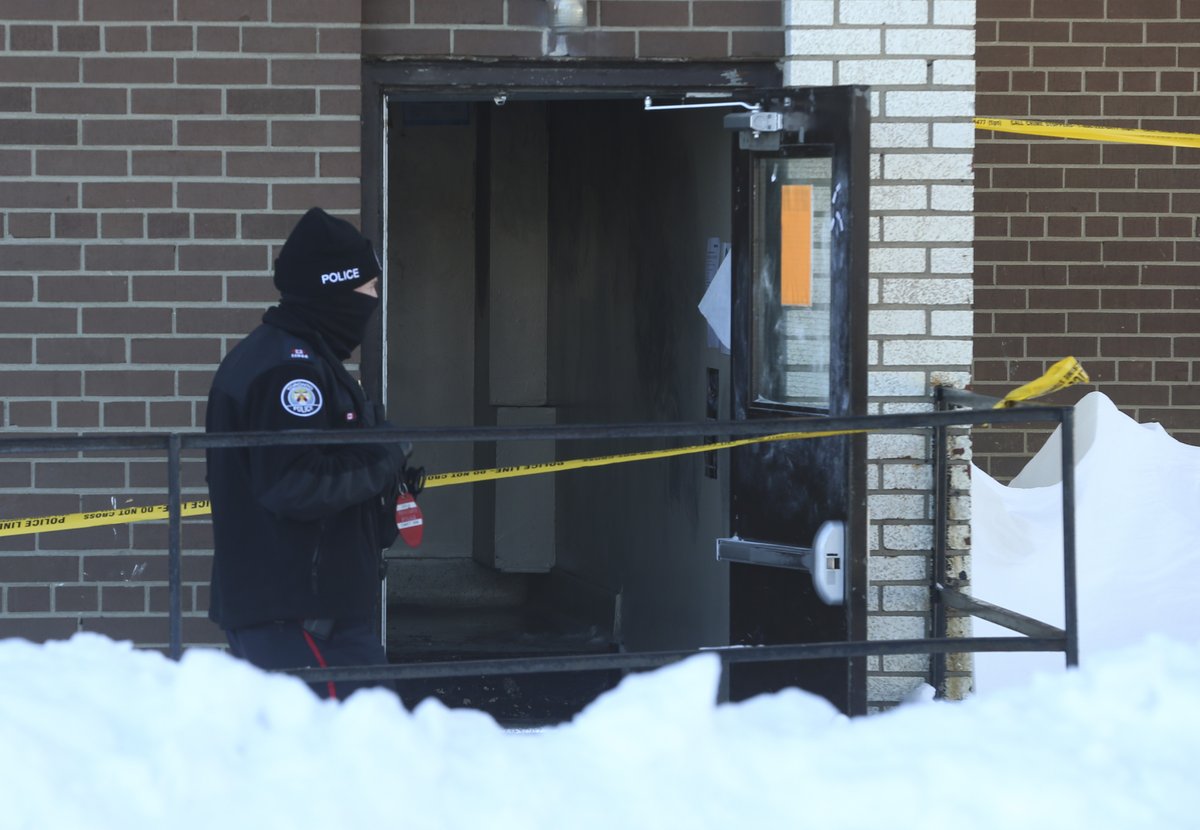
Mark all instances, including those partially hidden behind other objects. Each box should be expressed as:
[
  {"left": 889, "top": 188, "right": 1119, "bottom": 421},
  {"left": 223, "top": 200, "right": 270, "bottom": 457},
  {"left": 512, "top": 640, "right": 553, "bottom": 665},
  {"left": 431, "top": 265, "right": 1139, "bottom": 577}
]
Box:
[{"left": 205, "top": 307, "right": 403, "bottom": 630}]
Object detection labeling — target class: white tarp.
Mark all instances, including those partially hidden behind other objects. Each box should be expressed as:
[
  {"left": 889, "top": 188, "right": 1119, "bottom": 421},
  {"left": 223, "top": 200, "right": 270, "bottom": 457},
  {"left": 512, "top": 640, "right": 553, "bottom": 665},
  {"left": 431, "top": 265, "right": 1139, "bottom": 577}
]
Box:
[{"left": 971, "top": 390, "right": 1200, "bottom": 693}]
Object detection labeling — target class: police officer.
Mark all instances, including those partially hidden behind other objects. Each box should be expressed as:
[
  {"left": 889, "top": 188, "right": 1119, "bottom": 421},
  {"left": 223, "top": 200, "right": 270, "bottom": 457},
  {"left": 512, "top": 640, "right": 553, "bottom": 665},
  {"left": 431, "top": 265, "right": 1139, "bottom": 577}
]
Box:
[{"left": 205, "top": 207, "right": 415, "bottom": 700}]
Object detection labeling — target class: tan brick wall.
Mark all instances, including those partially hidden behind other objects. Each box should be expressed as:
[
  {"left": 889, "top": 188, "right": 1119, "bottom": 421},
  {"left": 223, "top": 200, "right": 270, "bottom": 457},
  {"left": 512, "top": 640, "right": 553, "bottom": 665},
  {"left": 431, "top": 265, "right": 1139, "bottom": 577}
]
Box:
[
  {"left": 975, "top": 0, "right": 1200, "bottom": 478},
  {"left": 0, "top": 0, "right": 365, "bottom": 646},
  {"left": 782, "top": 0, "right": 976, "bottom": 707}
]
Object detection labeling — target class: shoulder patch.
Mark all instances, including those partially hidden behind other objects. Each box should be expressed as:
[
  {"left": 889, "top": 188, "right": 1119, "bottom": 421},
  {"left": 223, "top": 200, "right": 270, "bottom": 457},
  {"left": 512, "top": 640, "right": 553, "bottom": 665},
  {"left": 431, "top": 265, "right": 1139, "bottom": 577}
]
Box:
[
  {"left": 289, "top": 347, "right": 311, "bottom": 360},
  {"left": 280, "top": 378, "right": 323, "bottom": 417}
]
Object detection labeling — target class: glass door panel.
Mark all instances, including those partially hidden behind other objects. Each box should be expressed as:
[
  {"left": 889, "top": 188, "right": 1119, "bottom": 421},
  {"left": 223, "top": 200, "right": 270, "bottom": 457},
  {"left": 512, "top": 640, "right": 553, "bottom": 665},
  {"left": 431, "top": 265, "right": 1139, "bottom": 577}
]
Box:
[{"left": 751, "top": 154, "right": 834, "bottom": 411}]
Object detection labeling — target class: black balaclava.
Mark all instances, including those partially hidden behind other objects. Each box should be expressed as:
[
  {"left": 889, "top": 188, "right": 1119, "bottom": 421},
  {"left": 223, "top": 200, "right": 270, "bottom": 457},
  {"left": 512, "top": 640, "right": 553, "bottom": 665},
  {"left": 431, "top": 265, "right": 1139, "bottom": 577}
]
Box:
[{"left": 271, "top": 207, "right": 383, "bottom": 360}]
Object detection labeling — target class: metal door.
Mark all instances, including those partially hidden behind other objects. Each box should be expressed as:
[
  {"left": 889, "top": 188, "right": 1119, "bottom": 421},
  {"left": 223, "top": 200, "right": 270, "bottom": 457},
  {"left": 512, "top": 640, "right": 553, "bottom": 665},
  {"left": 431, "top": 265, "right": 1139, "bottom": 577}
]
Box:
[{"left": 727, "top": 86, "right": 870, "bottom": 715}]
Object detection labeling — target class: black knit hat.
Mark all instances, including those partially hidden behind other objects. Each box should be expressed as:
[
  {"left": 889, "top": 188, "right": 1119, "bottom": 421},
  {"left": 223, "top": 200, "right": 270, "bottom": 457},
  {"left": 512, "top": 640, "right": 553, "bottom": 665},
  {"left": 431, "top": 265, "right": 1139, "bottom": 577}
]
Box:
[{"left": 273, "top": 207, "right": 382, "bottom": 297}]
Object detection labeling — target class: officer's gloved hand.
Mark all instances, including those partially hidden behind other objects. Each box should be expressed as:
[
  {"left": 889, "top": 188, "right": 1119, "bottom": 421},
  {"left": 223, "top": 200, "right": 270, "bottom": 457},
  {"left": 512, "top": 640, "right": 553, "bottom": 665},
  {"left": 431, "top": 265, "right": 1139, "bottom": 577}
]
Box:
[{"left": 403, "top": 464, "right": 425, "bottom": 498}]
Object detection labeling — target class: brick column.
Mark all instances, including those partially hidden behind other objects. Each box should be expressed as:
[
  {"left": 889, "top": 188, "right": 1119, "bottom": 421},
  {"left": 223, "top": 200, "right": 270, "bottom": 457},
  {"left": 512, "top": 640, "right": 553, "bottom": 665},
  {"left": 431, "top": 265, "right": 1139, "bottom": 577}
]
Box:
[{"left": 785, "top": 0, "right": 977, "bottom": 707}]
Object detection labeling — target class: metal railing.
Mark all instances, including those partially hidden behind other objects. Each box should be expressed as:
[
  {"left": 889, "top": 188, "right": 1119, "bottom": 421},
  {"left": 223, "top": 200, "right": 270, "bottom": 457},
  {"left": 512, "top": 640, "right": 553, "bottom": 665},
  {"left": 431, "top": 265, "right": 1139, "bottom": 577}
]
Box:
[
  {"left": 931, "top": 387, "right": 1078, "bottom": 690},
  {"left": 0, "top": 394, "right": 1077, "bottom": 700}
]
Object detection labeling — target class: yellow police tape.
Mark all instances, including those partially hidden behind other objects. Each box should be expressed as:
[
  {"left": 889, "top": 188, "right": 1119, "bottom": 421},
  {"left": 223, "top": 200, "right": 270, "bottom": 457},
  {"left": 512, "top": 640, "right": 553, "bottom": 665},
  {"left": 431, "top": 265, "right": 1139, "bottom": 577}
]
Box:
[
  {"left": 421, "top": 428, "right": 851, "bottom": 490},
  {"left": 993, "top": 356, "right": 1089, "bottom": 409},
  {"left": 0, "top": 358, "right": 1089, "bottom": 538},
  {"left": 0, "top": 500, "right": 213, "bottom": 539},
  {"left": 975, "top": 117, "right": 1200, "bottom": 149}
]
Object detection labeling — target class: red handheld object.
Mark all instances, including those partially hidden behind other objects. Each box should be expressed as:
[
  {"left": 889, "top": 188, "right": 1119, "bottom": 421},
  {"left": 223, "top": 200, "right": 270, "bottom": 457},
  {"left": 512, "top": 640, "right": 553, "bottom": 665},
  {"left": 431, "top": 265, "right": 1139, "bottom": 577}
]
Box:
[{"left": 395, "top": 491, "right": 424, "bottom": 547}]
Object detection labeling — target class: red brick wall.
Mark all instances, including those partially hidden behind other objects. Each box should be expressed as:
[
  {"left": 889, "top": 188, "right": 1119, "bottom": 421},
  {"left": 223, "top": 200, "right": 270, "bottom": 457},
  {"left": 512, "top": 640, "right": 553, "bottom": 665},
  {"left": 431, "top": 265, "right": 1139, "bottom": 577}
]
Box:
[
  {"left": 0, "top": 0, "right": 365, "bottom": 647},
  {"left": 1, "top": 0, "right": 781, "bottom": 648},
  {"left": 975, "top": 0, "right": 1200, "bottom": 479},
  {"left": 363, "top": 0, "right": 782, "bottom": 59}
]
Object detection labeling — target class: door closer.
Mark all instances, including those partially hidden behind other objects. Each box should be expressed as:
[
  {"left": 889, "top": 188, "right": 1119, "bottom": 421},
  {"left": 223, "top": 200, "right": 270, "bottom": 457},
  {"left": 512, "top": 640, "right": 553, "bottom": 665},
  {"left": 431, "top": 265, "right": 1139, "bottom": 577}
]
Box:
[
  {"left": 715, "top": 520, "right": 845, "bottom": 606},
  {"left": 642, "top": 95, "right": 807, "bottom": 151}
]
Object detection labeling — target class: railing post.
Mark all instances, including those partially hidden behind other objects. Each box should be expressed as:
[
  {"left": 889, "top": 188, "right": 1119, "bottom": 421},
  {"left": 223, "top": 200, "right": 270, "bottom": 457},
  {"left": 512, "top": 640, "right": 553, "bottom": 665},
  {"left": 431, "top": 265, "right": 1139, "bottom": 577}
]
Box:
[
  {"left": 1060, "top": 407, "right": 1079, "bottom": 667},
  {"left": 167, "top": 432, "right": 183, "bottom": 660},
  {"left": 931, "top": 387, "right": 948, "bottom": 696}
]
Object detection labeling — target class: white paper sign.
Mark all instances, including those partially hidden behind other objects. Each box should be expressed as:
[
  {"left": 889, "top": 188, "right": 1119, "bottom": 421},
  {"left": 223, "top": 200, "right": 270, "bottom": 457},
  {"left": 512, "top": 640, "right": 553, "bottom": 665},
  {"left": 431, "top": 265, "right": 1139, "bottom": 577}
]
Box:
[{"left": 698, "top": 250, "right": 732, "bottom": 352}]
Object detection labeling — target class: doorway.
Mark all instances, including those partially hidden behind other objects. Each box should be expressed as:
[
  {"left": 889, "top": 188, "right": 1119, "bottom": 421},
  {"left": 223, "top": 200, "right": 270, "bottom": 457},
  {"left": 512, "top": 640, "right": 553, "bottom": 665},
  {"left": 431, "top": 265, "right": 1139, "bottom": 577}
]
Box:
[{"left": 362, "top": 66, "right": 868, "bottom": 720}]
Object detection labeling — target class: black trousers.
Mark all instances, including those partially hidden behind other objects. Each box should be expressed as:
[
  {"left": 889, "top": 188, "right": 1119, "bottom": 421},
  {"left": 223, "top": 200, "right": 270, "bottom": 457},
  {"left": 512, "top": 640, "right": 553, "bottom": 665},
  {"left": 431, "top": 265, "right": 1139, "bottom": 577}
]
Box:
[{"left": 226, "top": 618, "right": 394, "bottom": 701}]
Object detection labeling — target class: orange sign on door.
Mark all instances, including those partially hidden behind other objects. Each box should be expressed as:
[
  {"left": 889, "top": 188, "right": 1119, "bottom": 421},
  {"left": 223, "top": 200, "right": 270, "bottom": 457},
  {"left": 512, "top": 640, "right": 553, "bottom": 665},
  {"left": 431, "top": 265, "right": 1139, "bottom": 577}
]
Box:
[{"left": 780, "top": 184, "right": 813, "bottom": 307}]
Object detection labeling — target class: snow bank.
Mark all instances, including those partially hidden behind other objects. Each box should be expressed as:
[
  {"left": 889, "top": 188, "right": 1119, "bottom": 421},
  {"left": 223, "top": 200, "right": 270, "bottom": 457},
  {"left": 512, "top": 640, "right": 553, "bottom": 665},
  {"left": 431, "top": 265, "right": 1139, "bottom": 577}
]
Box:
[
  {"left": 972, "top": 390, "right": 1200, "bottom": 692},
  {"left": 1, "top": 631, "right": 1197, "bottom": 829}
]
